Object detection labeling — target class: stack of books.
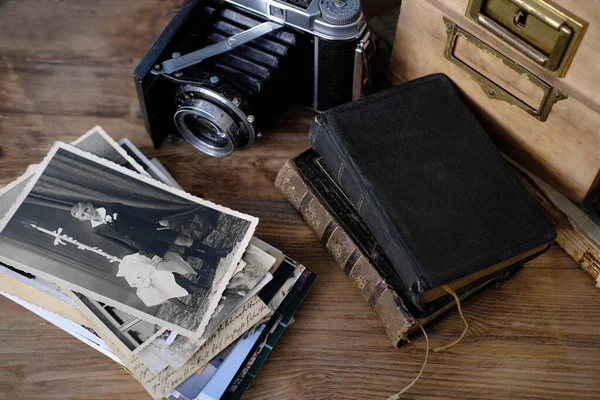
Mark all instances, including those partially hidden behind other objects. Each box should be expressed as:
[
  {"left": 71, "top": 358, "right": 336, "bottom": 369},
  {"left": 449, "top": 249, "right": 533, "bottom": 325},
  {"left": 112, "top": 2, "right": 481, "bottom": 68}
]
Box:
[
  {"left": 0, "top": 126, "right": 315, "bottom": 400},
  {"left": 276, "top": 74, "right": 556, "bottom": 347}
]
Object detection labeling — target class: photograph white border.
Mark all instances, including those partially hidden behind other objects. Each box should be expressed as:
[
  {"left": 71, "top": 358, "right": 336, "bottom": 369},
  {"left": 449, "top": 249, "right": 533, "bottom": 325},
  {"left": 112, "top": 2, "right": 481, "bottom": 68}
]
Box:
[
  {"left": 0, "top": 166, "right": 36, "bottom": 198},
  {"left": 0, "top": 141, "right": 258, "bottom": 339},
  {"left": 62, "top": 288, "right": 167, "bottom": 360},
  {"left": 72, "top": 126, "right": 149, "bottom": 177},
  {"left": 118, "top": 138, "right": 181, "bottom": 188}
]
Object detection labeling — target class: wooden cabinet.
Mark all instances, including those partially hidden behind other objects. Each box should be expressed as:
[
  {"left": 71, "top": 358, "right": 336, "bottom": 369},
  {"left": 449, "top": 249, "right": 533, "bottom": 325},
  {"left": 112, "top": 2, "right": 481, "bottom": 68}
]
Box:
[{"left": 389, "top": 0, "right": 600, "bottom": 203}]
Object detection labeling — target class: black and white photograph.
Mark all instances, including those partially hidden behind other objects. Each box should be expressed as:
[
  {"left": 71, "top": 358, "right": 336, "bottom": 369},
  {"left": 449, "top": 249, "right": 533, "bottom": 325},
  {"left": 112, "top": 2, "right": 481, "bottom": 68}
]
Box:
[
  {"left": 0, "top": 142, "right": 257, "bottom": 338},
  {"left": 200, "top": 244, "right": 275, "bottom": 338},
  {"left": 268, "top": 261, "right": 305, "bottom": 311},
  {"left": 119, "top": 138, "right": 182, "bottom": 187},
  {"left": 74, "top": 293, "right": 167, "bottom": 354},
  {"left": 138, "top": 244, "right": 275, "bottom": 370},
  {"left": 1, "top": 127, "right": 171, "bottom": 358},
  {"left": 0, "top": 173, "right": 34, "bottom": 224},
  {"left": 72, "top": 126, "right": 147, "bottom": 173}
]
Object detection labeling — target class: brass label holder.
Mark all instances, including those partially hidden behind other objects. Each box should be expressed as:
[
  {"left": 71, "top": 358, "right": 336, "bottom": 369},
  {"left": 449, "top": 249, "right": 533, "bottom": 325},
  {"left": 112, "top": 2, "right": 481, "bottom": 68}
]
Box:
[
  {"left": 444, "top": 18, "right": 566, "bottom": 122},
  {"left": 465, "top": 0, "right": 587, "bottom": 77}
]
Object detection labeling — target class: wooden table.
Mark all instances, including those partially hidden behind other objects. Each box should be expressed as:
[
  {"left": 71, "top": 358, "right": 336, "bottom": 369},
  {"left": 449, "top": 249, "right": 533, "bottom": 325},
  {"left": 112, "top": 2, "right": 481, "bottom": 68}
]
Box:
[{"left": 1, "top": 1, "right": 599, "bottom": 399}]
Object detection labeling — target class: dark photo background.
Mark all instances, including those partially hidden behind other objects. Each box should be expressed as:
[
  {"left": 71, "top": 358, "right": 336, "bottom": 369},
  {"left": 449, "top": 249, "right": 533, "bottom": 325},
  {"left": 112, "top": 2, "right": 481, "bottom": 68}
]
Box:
[
  {"left": 0, "top": 146, "right": 252, "bottom": 333},
  {"left": 74, "top": 128, "right": 138, "bottom": 170}
]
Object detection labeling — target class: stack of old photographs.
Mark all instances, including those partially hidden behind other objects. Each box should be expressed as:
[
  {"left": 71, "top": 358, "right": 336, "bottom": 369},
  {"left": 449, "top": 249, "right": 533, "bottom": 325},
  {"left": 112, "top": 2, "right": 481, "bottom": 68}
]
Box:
[{"left": 0, "top": 126, "right": 316, "bottom": 400}]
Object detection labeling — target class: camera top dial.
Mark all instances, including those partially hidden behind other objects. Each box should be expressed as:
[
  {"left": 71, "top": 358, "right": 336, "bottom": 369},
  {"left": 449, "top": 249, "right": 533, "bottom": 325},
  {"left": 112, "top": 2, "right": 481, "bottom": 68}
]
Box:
[{"left": 318, "top": 0, "right": 361, "bottom": 25}]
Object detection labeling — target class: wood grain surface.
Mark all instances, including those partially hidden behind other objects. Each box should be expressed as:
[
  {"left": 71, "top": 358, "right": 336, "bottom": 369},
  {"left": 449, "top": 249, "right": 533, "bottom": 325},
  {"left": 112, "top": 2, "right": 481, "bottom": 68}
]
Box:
[{"left": 0, "top": 1, "right": 599, "bottom": 399}]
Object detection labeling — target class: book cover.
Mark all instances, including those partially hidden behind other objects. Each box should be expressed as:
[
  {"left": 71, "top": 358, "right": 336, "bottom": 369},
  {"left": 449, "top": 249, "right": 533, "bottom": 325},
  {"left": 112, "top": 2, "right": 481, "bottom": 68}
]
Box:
[{"left": 309, "top": 73, "right": 556, "bottom": 311}]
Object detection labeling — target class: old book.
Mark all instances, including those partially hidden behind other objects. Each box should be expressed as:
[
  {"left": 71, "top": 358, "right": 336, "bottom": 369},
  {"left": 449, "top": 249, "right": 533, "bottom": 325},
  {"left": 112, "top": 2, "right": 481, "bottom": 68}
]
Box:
[
  {"left": 511, "top": 162, "right": 600, "bottom": 285},
  {"left": 276, "top": 150, "right": 522, "bottom": 347},
  {"left": 309, "top": 74, "right": 556, "bottom": 313}
]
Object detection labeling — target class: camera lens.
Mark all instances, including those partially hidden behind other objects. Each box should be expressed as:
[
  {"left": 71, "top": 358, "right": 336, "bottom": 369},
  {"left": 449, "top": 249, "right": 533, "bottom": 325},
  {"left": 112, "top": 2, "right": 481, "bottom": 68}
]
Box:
[
  {"left": 183, "top": 115, "right": 226, "bottom": 145},
  {"left": 174, "top": 99, "right": 241, "bottom": 157}
]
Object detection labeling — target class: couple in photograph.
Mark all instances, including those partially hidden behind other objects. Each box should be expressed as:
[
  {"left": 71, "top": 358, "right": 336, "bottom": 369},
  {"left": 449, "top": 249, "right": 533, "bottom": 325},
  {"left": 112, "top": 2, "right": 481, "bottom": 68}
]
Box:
[{"left": 70, "top": 202, "right": 230, "bottom": 307}]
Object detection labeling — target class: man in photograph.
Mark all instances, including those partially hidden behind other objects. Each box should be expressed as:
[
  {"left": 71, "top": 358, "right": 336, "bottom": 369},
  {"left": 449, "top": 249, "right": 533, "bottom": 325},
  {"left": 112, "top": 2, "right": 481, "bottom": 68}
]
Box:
[
  {"left": 70, "top": 202, "right": 230, "bottom": 260},
  {"left": 70, "top": 202, "right": 229, "bottom": 307}
]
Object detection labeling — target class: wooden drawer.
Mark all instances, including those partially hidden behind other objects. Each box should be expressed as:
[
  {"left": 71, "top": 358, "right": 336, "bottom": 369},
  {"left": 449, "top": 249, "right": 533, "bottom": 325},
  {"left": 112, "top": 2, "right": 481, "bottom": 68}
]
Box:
[{"left": 389, "top": 0, "right": 600, "bottom": 204}]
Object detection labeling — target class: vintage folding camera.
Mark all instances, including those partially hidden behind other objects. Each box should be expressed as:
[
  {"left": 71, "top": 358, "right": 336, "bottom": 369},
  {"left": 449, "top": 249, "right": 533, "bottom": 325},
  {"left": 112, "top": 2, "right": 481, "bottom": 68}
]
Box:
[{"left": 134, "top": 0, "right": 373, "bottom": 157}]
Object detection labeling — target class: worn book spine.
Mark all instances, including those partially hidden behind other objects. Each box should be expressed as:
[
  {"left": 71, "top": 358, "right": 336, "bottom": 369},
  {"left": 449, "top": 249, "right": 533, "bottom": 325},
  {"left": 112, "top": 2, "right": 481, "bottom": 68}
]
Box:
[
  {"left": 512, "top": 166, "right": 600, "bottom": 284},
  {"left": 276, "top": 159, "right": 523, "bottom": 346},
  {"left": 308, "top": 113, "right": 425, "bottom": 310},
  {"left": 276, "top": 160, "right": 417, "bottom": 347}
]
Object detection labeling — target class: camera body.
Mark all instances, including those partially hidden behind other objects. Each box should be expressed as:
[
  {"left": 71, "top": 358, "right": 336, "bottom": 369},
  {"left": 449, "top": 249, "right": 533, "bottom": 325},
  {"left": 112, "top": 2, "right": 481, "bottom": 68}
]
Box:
[{"left": 134, "top": 0, "right": 372, "bottom": 157}]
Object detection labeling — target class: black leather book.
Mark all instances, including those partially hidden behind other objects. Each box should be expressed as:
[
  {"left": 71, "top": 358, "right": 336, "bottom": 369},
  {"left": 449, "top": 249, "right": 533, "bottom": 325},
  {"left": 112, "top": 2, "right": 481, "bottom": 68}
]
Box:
[
  {"left": 276, "top": 149, "right": 525, "bottom": 343},
  {"left": 309, "top": 73, "right": 557, "bottom": 312}
]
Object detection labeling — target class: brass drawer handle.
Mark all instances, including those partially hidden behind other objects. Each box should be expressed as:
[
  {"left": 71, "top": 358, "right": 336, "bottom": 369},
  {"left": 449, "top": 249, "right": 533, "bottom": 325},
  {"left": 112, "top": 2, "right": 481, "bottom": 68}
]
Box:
[
  {"left": 477, "top": 14, "right": 548, "bottom": 65},
  {"left": 443, "top": 18, "right": 566, "bottom": 122},
  {"left": 466, "top": 0, "right": 587, "bottom": 77}
]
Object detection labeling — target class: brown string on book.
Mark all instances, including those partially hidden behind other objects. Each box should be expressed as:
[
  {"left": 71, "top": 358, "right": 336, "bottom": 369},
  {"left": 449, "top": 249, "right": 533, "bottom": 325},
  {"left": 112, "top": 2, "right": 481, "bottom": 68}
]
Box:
[
  {"left": 433, "top": 284, "right": 470, "bottom": 353},
  {"left": 387, "top": 323, "right": 429, "bottom": 400},
  {"left": 387, "top": 285, "right": 471, "bottom": 399}
]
